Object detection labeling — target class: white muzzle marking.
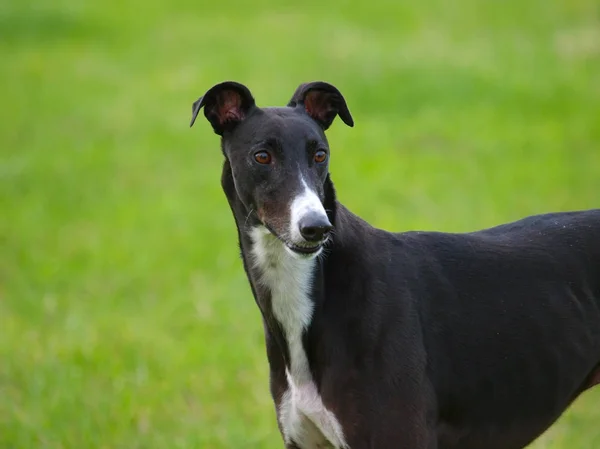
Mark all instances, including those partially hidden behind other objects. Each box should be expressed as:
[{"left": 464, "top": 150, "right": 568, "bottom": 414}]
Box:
[{"left": 289, "top": 177, "right": 329, "bottom": 245}]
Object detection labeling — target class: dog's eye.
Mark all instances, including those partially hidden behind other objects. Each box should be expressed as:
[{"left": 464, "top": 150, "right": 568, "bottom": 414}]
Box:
[
  {"left": 254, "top": 151, "right": 272, "bottom": 165},
  {"left": 314, "top": 150, "right": 327, "bottom": 164}
]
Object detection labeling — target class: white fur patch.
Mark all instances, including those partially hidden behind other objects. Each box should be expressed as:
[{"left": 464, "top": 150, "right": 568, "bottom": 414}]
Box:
[
  {"left": 249, "top": 224, "right": 348, "bottom": 449},
  {"left": 289, "top": 177, "right": 329, "bottom": 244},
  {"left": 279, "top": 370, "right": 349, "bottom": 449}
]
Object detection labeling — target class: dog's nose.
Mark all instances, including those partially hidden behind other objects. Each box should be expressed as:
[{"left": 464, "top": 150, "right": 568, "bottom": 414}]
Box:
[{"left": 299, "top": 214, "right": 333, "bottom": 242}]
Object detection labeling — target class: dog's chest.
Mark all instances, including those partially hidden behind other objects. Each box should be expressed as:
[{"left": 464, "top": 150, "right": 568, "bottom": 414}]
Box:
[
  {"left": 279, "top": 374, "right": 346, "bottom": 449},
  {"left": 249, "top": 228, "right": 348, "bottom": 449}
]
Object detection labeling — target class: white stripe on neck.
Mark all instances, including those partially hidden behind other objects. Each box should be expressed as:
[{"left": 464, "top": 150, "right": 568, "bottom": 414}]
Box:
[
  {"left": 247, "top": 181, "right": 347, "bottom": 449},
  {"left": 249, "top": 225, "right": 315, "bottom": 383}
]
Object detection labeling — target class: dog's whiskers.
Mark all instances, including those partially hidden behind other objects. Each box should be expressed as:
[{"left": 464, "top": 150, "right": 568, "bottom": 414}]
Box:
[{"left": 244, "top": 208, "right": 254, "bottom": 229}]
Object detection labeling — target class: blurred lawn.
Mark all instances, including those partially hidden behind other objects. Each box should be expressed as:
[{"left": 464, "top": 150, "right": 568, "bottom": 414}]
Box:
[{"left": 1, "top": 0, "right": 599, "bottom": 447}]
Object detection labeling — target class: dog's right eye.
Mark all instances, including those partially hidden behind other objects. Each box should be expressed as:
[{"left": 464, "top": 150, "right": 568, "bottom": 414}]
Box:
[{"left": 254, "top": 151, "right": 272, "bottom": 165}]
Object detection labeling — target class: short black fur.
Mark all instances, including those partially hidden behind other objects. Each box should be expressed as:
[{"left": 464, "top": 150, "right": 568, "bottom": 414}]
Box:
[{"left": 191, "top": 80, "right": 600, "bottom": 449}]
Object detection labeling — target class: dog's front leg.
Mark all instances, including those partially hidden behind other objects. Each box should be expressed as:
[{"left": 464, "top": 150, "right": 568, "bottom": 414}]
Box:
[{"left": 341, "top": 374, "right": 437, "bottom": 449}]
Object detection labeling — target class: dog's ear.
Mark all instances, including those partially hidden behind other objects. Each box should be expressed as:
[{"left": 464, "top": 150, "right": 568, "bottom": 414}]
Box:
[
  {"left": 190, "top": 81, "right": 256, "bottom": 135},
  {"left": 288, "top": 81, "right": 353, "bottom": 130}
]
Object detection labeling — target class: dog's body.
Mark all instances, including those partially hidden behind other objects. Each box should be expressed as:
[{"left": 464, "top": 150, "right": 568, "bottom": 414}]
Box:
[{"left": 191, "top": 81, "right": 600, "bottom": 449}]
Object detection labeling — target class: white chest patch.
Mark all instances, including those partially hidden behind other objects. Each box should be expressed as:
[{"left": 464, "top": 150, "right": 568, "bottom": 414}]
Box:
[{"left": 249, "top": 226, "right": 348, "bottom": 449}]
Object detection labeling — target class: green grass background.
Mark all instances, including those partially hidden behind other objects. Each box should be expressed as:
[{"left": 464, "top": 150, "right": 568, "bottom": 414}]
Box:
[{"left": 1, "top": 0, "right": 599, "bottom": 447}]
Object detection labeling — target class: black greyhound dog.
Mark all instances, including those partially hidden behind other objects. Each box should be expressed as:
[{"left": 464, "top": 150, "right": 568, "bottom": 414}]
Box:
[{"left": 190, "top": 81, "right": 600, "bottom": 449}]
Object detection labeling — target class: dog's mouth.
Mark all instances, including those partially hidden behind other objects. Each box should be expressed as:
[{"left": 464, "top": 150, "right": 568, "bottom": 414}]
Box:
[
  {"left": 286, "top": 242, "right": 322, "bottom": 255},
  {"left": 263, "top": 223, "right": 326, "bottom": 256}
]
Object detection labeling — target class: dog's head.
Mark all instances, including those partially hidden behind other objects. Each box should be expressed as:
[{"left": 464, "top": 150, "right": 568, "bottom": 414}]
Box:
[{"left": 190, "top": 81, "right": 353, "bottom": 258}]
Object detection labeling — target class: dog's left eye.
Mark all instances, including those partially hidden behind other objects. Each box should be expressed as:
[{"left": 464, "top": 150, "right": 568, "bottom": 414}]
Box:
[
  {"left": 254, "top": 151, "right": 272, "bottom": 165},
  {"left": 314, "top": 150, "right": 327, "bottom": 164}
]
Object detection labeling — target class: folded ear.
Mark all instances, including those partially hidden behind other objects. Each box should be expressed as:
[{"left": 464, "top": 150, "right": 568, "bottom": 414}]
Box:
[
  {"left": 288, "top": 81, "right": 353, "bottom": 130},
  {"left": 190, "top": 81, "right": 256, "bottom": 135}
]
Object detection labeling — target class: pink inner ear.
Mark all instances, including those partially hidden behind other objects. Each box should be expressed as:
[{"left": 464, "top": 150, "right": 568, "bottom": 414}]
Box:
[
  {"left": 304, "top": 90, "right": 333, "bottom": 123},
  {"left": 217, "top": 90, "right": 245, "bottom": 124}
]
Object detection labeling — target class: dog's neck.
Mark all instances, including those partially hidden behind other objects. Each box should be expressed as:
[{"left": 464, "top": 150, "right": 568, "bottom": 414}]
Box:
[
  {"left": 247, "top": 225, "right": 320, "bottom": 383},
  {"left": 221, "top": 159, "right": 335, "bottom": 374}
]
